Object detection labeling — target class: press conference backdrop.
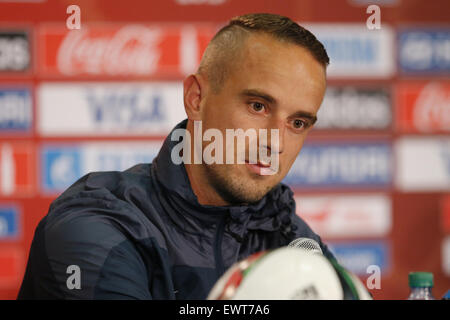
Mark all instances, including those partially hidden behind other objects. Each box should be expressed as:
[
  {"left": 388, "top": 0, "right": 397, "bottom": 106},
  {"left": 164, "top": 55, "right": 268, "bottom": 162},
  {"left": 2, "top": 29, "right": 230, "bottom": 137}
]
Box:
[{"left": 0, "top": 0, "right": 449, "bottom": 300}]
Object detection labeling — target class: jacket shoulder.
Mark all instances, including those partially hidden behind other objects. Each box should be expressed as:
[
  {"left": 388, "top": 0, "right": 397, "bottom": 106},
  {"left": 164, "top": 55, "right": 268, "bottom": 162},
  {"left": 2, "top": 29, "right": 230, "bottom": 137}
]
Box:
[
  {"left": 46, "top": 163, "right": 165, "bottom": 244},
  {"left": 20, "top": 164, "right": 169, "bottom": 299}
]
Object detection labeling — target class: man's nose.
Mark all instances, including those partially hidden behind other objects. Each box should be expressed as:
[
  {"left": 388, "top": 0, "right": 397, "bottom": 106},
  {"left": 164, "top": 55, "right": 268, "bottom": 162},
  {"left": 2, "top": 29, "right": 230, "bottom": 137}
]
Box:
[{"left": 265, "top": 119, "right": 285, "bottom": 155}]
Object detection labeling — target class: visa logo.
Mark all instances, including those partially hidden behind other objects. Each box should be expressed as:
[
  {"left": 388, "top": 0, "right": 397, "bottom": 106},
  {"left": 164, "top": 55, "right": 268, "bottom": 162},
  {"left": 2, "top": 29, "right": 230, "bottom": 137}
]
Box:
[
  {"left": 86, "top": 89, "right": 166, "bottom": 127},
  {"left": 0, "top": 88, "right": 31, "bottom": 132},
  {"left": 0, "top": 206, "right": 20, "bottom": 239}
]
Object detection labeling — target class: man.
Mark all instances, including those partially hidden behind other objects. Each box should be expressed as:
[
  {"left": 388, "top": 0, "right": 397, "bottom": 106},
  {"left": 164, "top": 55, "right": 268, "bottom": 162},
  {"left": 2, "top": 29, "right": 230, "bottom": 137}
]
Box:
[{"left": 18, "top": 13, "right": 333, "bottom": 299}]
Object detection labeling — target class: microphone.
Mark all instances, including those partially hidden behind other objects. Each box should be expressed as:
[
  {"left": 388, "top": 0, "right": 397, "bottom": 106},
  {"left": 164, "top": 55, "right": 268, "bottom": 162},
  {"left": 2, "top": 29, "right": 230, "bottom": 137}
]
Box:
[
  {"left": 287, "top": 237, "right": 323, "bottom": 255},
  {"left": 288, "top": 237, "right": 372, "bottom": 300}
]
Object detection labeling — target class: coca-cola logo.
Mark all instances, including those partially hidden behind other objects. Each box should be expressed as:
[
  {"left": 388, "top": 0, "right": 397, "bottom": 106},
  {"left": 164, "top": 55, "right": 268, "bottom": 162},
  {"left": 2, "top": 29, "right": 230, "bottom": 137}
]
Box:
[
  {"left": 56, "top": 25, "right": 162, "bottom": 76},
  {"left": 412, "top": 82, "right": 450, "bottom": 132}
]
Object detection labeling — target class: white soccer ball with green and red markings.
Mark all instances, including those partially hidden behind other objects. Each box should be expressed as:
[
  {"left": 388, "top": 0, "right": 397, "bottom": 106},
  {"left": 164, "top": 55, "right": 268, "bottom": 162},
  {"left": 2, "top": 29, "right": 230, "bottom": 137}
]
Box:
[{"left": 207, "top": 247, "right": 372, "bottom": 300}]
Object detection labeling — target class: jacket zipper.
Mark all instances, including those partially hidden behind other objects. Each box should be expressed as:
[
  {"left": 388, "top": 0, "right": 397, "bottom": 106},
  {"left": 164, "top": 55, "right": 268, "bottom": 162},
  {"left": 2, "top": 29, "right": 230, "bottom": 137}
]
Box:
[{"left": 214, "top": 217, "right": 226, "bottom": 277}]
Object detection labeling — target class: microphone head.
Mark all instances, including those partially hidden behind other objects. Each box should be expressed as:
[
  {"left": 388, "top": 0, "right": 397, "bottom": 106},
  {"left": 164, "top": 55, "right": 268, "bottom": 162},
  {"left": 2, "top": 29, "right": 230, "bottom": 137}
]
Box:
[{"left": 288, "top": 238, "right": 323, "bottom": 255}]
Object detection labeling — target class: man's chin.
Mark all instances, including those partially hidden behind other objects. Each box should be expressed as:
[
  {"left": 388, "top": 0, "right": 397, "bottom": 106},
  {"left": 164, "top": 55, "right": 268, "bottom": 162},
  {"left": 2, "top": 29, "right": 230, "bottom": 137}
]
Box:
[
  {"left": 218, "top": 181, "right": 275, "bottom": 205},
  {"left": 204, "top": 164, "right": 278, "bottom": 205},
  {"left": 222, "top": 192, "right": 266, "bottom": 206}
]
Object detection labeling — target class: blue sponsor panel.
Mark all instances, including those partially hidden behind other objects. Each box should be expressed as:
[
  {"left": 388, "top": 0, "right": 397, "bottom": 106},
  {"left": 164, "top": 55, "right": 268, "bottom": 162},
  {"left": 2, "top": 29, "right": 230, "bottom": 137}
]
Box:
[
  {"left": 328, "top": 241, "right": 390, "bottom": 276},
  {"left": 305, "top": 24, "right": 394, "bottom": 78},
  {"left": 0, "top": 205, "right": 20, "bottom": 239},
  {"left": 324, "top": 36, "right": 375, "bottom": 64},
  {"left": 41, "top": 146, "right": 82, "bottom": 193},
  {"left": 0, "top": 88, "right": 32, "bottom": 132},
  {"left": 40, "top": 142, "right": 162, "bottom": 194},
  {"left": 399, "top": 29, "right": 450, "bottom": 74},
  {"left": 283, "top": 142, "right": 392, "bottom": 189}
]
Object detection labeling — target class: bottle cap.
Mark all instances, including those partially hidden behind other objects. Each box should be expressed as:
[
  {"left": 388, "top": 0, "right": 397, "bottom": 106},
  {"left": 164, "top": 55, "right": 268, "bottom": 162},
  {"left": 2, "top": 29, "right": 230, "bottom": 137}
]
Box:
[{"left": 409, "top": 272, "right": 433, "bottom": 288}]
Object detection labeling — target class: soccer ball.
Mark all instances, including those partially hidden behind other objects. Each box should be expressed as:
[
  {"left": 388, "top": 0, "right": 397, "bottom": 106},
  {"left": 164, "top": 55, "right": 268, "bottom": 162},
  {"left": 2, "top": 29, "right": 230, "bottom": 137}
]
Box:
[{"left": 207, "top": 247, "right": 372, "bottom": 300}]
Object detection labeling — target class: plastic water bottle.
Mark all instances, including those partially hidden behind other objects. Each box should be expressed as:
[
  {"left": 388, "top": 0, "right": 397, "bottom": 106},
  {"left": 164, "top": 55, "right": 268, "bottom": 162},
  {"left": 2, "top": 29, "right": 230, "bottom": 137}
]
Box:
[{"left": 407, "top": 272, "right": 435, "bottom": 300}]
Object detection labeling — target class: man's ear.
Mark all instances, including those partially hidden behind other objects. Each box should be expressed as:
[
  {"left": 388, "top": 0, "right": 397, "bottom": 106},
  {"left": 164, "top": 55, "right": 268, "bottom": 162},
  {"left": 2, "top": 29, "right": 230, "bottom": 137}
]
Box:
[{"left": 183, "top": 74, "right": 205, "bottom": 121}]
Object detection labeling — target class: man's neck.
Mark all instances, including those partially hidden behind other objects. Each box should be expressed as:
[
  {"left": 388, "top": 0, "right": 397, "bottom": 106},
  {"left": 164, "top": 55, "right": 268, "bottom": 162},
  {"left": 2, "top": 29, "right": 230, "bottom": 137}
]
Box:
[
  {"left": 184, "top": 163, "right": 229, "bottom": 206},
  {"left": 184, "top": 120, "right": 229, "bottom": 207}
]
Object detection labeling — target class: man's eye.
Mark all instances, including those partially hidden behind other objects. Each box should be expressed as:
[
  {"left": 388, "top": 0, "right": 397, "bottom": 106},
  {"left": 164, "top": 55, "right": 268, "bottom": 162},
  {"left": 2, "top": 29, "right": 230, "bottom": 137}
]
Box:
[
  {"left": 251, "top": 102, "right": 265, "bottom": 112},
  {"left": 293, "top": 119, "right": 306, "bottom": 129}
]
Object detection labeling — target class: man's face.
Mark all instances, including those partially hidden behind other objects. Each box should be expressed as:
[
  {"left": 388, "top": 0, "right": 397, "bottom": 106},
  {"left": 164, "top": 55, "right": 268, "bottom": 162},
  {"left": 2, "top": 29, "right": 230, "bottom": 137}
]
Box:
[{"left": 197, "top": 33, "right": 326, "bottom": 204}]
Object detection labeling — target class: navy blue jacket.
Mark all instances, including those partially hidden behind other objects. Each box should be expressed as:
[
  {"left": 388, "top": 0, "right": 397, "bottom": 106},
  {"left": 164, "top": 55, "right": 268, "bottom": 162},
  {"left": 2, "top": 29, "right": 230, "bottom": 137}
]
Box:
[{"left": 18, "top": 119, "right": 334, "bottom": 300}]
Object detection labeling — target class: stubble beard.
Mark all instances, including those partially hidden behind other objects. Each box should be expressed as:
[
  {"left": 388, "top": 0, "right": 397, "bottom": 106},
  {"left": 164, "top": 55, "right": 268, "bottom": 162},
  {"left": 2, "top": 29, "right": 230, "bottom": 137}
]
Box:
[{"left": 203, "top": 162, "right": 276, "bottom": 205}]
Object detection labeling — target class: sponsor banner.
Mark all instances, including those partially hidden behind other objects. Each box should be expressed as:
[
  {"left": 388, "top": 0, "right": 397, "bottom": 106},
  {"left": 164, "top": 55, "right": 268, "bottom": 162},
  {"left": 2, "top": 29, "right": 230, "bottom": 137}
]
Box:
[
  {"left": 175, "top": 0, "right": 228, "bottom": 4},
  {"left": 295, "top": 194, "right": 392, "bottom": 238},
  {"left": 283, "top": 142, "right": 392, "bottom": 189},
  {"left": 0, "top": 248, "right": 23, "bottom": 288},
  {"left": 441, "top": 195, "right": 450, "bottom": 234},
  {"left": 38, "top": 24, "right": 215, "bottom": 78},
  {"left": 395, "top": 137, "right": 450, "bottom": 192},
  {"left": 328, "top": 241, "right": 390, "bottom": 276},
  {"left": 316, "top": 86, "right": 391, "bottom": 130},
  {"left": 0, "top": 87, "right": 32, "bottom": 133},
  {"left": 37, "top": 82, "right": 185, "bottom": 136},
  {"left": 349, "top": 0, "right": 400, "bottom": 5},
  {"left": 0, "top": 143, "right": 34, "bottom": 197},
  {"left": 399, "top": 28, "right": 450, "bottom": 74},
  {"left": 395, "top": 82, "right": 450, "bottom": 133},
  {"left": 41, "top": 141, "right": 163, "bottom": 194},
  {"left": 304, "top": 24, "right": 395, "bottom": 78},
  {"left": 443, "top": 236, "right": 450, "bottom": 277},
  {"left": 0, "top": 205, "right": 20, "bottom": 240},
  {"left": 0, "top": 30, "right": 30, "bottom": 72}
]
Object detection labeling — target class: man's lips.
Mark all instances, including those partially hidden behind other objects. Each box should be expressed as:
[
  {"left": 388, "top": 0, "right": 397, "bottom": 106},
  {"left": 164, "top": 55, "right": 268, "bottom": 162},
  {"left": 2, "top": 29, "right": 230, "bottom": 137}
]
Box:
[
  {"left": 245, "top": 159, "right": 271, "bottom": 167},
  {"left": 244, "top": 160, "right": 275, "bottom": 175}
]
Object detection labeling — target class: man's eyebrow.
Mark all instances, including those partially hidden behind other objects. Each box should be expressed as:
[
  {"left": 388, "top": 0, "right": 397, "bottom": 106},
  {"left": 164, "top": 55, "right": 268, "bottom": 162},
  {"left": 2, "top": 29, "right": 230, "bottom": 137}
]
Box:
[
  {"left": 290, "top": 111, "right": 318, "bottom": 125},
  {"left": 240, "top": 88, "right": 318, "bottom": 125},
  {"left": 240, "top": 89, "right": 277, "bottom": 104}
]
